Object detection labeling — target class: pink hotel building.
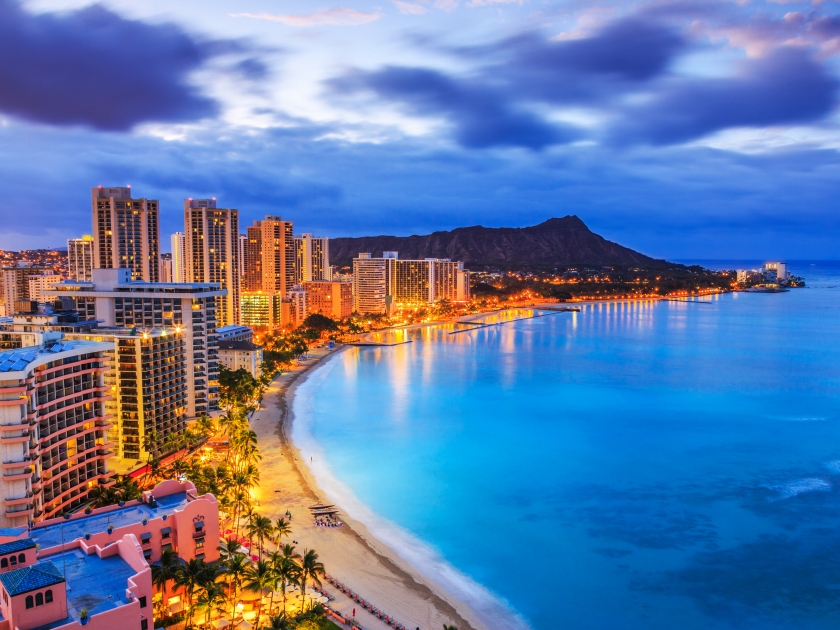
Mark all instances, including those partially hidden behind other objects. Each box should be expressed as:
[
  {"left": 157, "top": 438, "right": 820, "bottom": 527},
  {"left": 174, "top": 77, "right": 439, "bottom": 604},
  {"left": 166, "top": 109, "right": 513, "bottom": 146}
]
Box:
[{"left": 0, "top": 479, "right": 219, "bottom": 630}]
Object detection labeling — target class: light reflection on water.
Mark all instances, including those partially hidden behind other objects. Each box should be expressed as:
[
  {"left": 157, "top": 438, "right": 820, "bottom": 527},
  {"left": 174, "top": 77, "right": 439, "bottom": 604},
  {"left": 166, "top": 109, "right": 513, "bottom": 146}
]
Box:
[{"left": 303, "top": 264, "right": 840, "bottom": 630}]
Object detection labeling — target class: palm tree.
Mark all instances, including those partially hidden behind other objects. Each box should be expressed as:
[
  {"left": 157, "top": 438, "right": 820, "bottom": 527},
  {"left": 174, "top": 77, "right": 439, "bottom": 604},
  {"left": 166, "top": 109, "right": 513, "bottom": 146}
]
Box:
[
  {"left": 243, "top": 559, "right": 275, "bottom": 628},
  {"left": 298, "top": 549, "right": 325, "bottom": 612},
  {"left": 196, "top": 580, "right": 226, "bottom": 626},
  {"left": 273, "top": 518, "right": 291, "bottom": 547},
  {"left": 151, "top": 549, "right": 181, "bottom": 619},
  {"left": 224, "top": 552, "right": 250, "bottom": 620},
  {"left": 174, "top": 558, "right": 206, "bottom": 629},
  {"left": 270, "top": 548, "right": 300, "bottom": 619},
  {"left": 247, "top": 515, "right": 274, "bottom": 559}
]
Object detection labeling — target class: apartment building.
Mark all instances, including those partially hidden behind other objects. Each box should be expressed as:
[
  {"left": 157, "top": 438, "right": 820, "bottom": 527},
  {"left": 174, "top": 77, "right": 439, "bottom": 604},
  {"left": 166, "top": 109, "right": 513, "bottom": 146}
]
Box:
[
  {"left": 0, "top": 337, "right": 113, "bottom": 527},
  {"left": 91, "top": 186, "right": 160, "bottom": 282},
  {"left": 302, "top": 281, "right": 352, "bottom": 319},
  {"left": 184, "top": 199, "right": 241, "bottom": 327},
  {"left": 67, "top": 235, "right": 94, "bottom": 282},
  {"left": 49, "top": 269, "right": 223, "bottom": 417},
  {"left": 26, "top": 275, "right": 62, "bottom": 303},
  {"left": 0, "top": 265, "right": 56, "bottom": 316},
  {"left": 294, "top": 233, "right": 330, "bottom": 283}
]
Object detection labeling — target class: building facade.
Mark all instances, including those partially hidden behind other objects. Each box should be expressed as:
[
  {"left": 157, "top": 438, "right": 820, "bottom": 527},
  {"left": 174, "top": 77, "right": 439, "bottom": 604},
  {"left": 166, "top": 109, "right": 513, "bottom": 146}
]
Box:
[
  {"left": 294, "top": 234, "right": 330, "bottom": 283},
  {"left": 67, "top": 236, "right": 94, "bottom": 282},
  {"left": 218, "top": 340, "right": 263, "bottom": 378},
  {"left": 352, "top": 254, "right": 390, "bottom": 314},
  {"left": 240, "top": 293, "right": 284, "bottom": 328},
  {"left": 302, "top": 281, "right": 352, "bottom": 319},
  {"left": 0, "top": 337, "right": 113, "bottom": 526},
  {"left": 91, "top": 186, "right": 160, "bottom": 282},
  {"left": 352, "top": 252, "right": 470, "bottom": 313},
  {"left": 50, "top": 269, "right": 223, "bottom": 417},
  {"left": 26, "top": 275, "right": 62, "bottom": 304},
  {"left": 170, "top": 232, "right": 186, "bottom": 283},
  {"left": 183, "top": 200, "right": 241, "bottom": 327},
  {"left": 243, "top": 217, "right": 295, "bottom": 295}
]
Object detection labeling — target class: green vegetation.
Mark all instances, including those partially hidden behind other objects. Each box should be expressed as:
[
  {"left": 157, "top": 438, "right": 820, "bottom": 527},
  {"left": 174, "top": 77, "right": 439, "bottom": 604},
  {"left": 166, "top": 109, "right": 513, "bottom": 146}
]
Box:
[{"left": 147, "top": 359, "right": 330, "bottom": 630}]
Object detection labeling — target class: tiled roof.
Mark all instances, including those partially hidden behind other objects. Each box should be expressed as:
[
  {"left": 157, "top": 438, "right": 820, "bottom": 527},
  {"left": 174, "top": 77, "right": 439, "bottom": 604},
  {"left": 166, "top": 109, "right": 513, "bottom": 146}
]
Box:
[
  {"left": 0, "top": 561, "right": 64, "bottom": 596},
  {"left": 0, "top": 341, "right": 100, "bottom": 373},
  {"left": 0, "top": 539, "right": 36, "bottom": 556}
]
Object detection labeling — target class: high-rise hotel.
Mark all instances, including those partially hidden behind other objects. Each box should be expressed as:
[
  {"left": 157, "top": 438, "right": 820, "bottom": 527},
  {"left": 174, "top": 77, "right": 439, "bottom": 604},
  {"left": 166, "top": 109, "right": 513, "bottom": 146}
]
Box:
[
  {"left": 184, "top": 199, "right": 241, "bottom": 327},
  {"left": 0, "top": 336, "right": 113, "bottom": 526},
  {"left": 352, "top": 252, "right": 470, "bottom": 314},
  {"left": 67, "top": 235, "right": 94, "bottom": 282},
  {"left": 51, "top": 269, "right": 223, "bottom": 418},
  {"left": 92, "top": 186, "right": 160, "bottom": 282}
]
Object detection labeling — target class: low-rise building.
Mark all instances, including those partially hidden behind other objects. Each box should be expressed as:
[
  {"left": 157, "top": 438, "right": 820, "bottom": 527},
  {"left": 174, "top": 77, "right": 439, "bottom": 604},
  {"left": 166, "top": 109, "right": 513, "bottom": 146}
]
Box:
[
  {"left": 0, "top": 479, "right": 218, "bottom": 630},
  {"left": 216, "top": 324, "right": 254, "bottom": 343},
  {"left": 218, "top": 340, "right": 263, "bottom": 378}
]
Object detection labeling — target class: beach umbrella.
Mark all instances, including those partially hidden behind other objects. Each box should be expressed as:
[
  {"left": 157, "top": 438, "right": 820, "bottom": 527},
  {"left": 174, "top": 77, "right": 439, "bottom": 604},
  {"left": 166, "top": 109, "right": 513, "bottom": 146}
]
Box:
[
  {"left": 211, "top": 619, "right": 230, "bottom": 629},
  {"left": 236, "top": 621, "right": 254, "bottom": 630}
]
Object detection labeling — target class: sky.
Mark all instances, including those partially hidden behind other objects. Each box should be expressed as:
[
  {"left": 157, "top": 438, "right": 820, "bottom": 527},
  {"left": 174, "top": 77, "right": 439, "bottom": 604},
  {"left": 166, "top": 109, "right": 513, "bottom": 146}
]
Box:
[{"left": 1, "top": 0, "right": 839, "bottom": 260}]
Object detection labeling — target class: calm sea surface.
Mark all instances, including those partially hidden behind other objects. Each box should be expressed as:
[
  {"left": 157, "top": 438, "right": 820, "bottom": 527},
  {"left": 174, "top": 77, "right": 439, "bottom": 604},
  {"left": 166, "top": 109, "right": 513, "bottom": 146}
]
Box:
[{"left": 292, "top": 261, "right": 840, "bottom": 630}]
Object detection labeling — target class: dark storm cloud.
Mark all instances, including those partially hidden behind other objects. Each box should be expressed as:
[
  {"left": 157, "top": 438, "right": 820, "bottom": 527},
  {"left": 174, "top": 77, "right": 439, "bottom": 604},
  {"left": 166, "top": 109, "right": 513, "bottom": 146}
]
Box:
[
  {"left": 614, "top": 47, "right": 839, "bottom": 145},
  {"left": 0, "top": 0, "right": 264, "bottom": 130},
  {"left": 329, "top": 12, "right": 840, "bottom": 149}
]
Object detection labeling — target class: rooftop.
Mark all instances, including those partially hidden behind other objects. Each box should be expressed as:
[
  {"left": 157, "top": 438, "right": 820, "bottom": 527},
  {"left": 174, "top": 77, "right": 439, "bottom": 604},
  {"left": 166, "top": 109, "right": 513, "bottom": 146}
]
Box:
[
  {"left": 0, "top": 561, "right": 63, "bottom": 596},
  {"left": 32, "top": 549, "right": 136, "bottom": 629},
  {"left": 218, "top": 340, "right": 261, "bottom": 351},
  {"left": 0, "top": 340, "right": 102, "bottom": 373},
  {"left": 31, "top": 492, "right": 190, "bottom": 550},
  {"left": 0, "top": 538, "right": 36, "bottom": 555}
]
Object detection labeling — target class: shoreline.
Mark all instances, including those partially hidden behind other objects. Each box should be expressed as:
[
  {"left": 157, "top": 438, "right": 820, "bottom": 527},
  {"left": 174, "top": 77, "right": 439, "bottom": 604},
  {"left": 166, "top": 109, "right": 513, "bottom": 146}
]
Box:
[{"left": 250, "top": 347, "right": 490, "bottom": 630}]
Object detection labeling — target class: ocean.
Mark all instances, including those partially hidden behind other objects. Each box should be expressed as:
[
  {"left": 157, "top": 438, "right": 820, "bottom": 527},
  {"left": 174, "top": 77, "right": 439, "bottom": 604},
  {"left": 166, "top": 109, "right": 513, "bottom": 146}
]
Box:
[{"left": 292, "top": 261, "right": 840, "bottom": 630}]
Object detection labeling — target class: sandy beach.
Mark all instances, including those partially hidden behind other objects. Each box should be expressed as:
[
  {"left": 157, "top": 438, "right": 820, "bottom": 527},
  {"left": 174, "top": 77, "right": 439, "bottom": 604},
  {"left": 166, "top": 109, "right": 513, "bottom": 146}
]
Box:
[{"left": 249, "top": 347, "right": 487, "bottom": 630}]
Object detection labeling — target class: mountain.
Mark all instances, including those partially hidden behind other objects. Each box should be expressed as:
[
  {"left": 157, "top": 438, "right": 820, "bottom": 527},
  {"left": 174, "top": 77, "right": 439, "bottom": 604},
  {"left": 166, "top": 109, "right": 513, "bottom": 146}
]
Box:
[{"left": 329, "top": 216, "right": 669, "bottom": 269}]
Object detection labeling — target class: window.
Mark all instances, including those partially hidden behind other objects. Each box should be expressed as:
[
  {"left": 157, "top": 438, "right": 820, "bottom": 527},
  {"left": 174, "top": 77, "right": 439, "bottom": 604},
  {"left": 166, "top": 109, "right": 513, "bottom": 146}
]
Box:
[
  {"left": 141, "top": 620, "right": 149, "bottom": 630},
  {"left": 9, "top": 556, "right": 16, "bottom": 566},
  {"left": 25, "top": 595, "right": 33, "bottom": 609},
  {"left": 139, "top": 596, "right": 147, "bottom": 608},
  {"left": 35, "top": 592, "right": 43, "bottom": 606},
  {"left": 1, "top": 558, "right": 7, "bottom": 569},
  {"left": 17, "top": 554, "right": 24, "bottom": 564},
  {"left": 45, "top": 590, "right": 53, "bottom": 603}
]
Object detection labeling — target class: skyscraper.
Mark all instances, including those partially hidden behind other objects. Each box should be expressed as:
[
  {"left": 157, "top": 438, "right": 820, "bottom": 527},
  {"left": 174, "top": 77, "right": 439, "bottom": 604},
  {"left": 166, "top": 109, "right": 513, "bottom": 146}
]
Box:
[
  {"left": 67, "top": 235, "right": 94, "bottom": 282},
  {"left": 171, "top": 232, "right": 186, "bottom": 282},
  {"left": 294, "top": 233, "right": 330, "bottom": 283},
  {"left": 91, "top": 186, "right": 160, "bottom": 282},
  {"left": 184, "top": 199, "right": 241, "bottom": 327},
  {"left": 238, "top": 234, "right": 247, "bottom": 282},
  {"left": 243, "top": 216, "right": 295, "bottom": 295},
  {"left": 243, "top": 223, "right": 262, "bottom": 292}
]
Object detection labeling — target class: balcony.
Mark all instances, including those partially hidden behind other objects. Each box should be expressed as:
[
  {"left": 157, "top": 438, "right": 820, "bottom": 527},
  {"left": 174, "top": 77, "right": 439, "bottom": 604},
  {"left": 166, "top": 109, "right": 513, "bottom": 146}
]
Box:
[
  {"left": 3, "top": 469, "right": 33, "bottom": 482},
  {"left": 5, "top": 506, "right": 34, "bottom": 519},
  {"left": 0, "top": 433, "right": 30, "bottom": 445},
  {"left": 4, "top": 494, "right": 32, "bottom": 506}
]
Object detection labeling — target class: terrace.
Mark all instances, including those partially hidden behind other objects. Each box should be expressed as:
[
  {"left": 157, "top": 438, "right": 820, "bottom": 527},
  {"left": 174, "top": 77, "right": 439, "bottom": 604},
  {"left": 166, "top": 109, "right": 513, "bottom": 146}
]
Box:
[
  {"left": 31, "top": 491, "right": 190, "bottom": 550},
  {"left": 31, "top": 548, "right": 136, "bottom": 629}
]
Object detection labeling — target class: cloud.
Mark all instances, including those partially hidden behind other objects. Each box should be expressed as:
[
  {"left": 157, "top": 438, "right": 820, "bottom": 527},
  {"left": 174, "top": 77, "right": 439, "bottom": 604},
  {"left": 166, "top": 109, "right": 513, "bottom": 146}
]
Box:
[
  {"left": 0, "top": 0, "right": 256, "bottom": 131},
  {"left": 614, "top": 47, "right": 839, "bottom": 145},
  {"left": 231, "top": 8, "right": 382, "bottom": 27},
  {"left": 467, "top": 0, "right": 524, "bottom": 6},
  {"left": 329, "top": 66, "right": 577, "bottom": 149},
  {"left": 394, "top": 1, "right": 428, "bottom": 14}
]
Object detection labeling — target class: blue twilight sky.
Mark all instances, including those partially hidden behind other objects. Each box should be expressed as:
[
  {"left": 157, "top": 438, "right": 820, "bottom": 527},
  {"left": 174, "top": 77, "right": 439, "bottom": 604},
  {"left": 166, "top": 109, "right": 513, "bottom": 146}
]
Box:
[{"left": 0, "top": 0, "right": 839, "bottom": 259}]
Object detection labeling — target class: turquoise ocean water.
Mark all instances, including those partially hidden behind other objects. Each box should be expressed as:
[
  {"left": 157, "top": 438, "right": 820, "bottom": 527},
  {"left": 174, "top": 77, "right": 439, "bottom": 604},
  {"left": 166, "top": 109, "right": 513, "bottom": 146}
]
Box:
[{"left": 292, "top": 261, "right": 840, "bottom": 630}]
